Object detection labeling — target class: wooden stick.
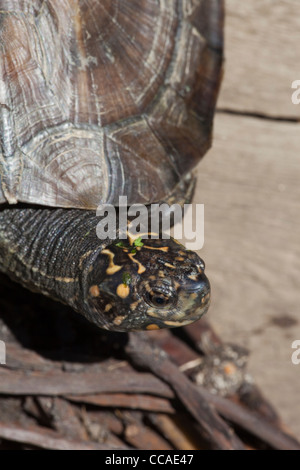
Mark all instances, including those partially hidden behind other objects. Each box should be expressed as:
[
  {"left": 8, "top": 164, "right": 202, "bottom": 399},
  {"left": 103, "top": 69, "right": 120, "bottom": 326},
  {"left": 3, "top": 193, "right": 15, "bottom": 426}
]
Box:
[
  {"left": 149, "top": 413, "right": 204, "bottom": 450},
  {"left": 0, "top": 422, "right": 129, "bottom": 450},
  {"left": 0, "top": 368, "right": 173, "bottom": 398},
  {"left": 67, "top": 393, "right": 175, "bottom": 413}
]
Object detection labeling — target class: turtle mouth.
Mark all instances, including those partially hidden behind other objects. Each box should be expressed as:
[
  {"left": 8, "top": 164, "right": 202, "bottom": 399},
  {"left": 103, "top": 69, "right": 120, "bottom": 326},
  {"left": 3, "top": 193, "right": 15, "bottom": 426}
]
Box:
[{"left": 159, "top": 290, "right": 211, "bottom": 328}]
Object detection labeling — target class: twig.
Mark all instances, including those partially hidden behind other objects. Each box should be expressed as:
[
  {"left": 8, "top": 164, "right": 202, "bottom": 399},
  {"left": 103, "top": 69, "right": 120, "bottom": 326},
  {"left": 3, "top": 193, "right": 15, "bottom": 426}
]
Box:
[
  {"left": 67, "top": 393, "right": 175, "bottom": 413},
  {"left": 0, "top": 422, "right": 129, "bottom": 450},
  {"left": 0, "top": 368, "right": 173, "bottom": 398}
]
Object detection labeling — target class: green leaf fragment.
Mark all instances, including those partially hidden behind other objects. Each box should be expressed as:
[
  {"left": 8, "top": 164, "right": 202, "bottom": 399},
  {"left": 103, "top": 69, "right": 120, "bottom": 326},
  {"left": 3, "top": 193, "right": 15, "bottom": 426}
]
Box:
[
  {"left": 122, "top": 272, "right": 132, "bottom": 286},
  {"left": 134, "top": 237, "right": 144, "bottom": 247}
]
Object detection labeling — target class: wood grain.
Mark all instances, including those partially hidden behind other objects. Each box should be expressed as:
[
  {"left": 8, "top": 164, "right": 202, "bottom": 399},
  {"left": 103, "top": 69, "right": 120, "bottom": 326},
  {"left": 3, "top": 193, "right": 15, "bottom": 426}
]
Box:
[{"left": 219, "top": 0, "right": 300, "bottom": 118}]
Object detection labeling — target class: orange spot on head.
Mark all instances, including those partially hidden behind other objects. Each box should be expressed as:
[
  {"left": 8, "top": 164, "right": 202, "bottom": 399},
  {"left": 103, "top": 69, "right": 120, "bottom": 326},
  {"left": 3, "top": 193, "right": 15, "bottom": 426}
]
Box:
[
  {"left": 146, "top": 324, "right": 160, "bottom": 330},
  {"left": 114, "top": 315, "right": 126, "bottom": 325},
  {"left": 89, "top": 285, "right": 100, "bottom": 297},
  {"left": 143, "top": 245, "right": 169, "bottom": 252},
  {"left": 165, "top": 262, "right": 176, "bottom": 269},
  {"left": 116, "top": 283, "right": 130, "bottom": 299}
]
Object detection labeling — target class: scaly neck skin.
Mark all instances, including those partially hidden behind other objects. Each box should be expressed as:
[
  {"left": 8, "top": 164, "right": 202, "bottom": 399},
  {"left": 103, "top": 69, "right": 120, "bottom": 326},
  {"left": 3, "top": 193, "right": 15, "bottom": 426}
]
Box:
[
  {"left": 0, "top": 207, "right": 109, "bottom": 316},
  {"left": 0, "top": 207, "right": 211, "bottom": 332}
]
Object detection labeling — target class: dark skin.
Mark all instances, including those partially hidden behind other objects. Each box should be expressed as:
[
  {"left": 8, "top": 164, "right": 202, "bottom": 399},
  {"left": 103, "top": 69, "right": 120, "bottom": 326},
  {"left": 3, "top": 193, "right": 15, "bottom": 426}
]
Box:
[
  {"left": 87, "top": 235, "right": 210, "bottom": 332},
  {"left": 0, "top": 208, "right": 210, "bottom": 332}
]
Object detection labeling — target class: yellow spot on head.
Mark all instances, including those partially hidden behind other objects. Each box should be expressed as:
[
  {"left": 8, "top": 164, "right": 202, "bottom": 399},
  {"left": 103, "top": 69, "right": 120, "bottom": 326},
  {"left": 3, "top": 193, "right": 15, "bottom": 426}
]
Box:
[
  {"left": 146, "top": 324, "right": 160, "bottom": 330},
  {"left": 164, "top": 319, "right": 194, "bottom": 327},
  {"left": 114, "top": 315, "right": 126, "bottom": 325},
  {"left": 128, "top": 253, "right": 146, "bottom": 274},
  {"left": 101, "top": 249, "right": 122, "bottom": 275},
  {"left": 158, "top": 270, "right": 165, "bottom": 278},
  {"left": 163, "top": 320, "right": 182, "bottom": 327},
  {"left": 105, "top": 303, "right": 112, "bottom": 312},
  {"left": 147, "top": 310, "right": 159, "bottom": 318},
  {"left": 130, "top": 300, "right": 141, "bottom": 310},
  {"left": 188, "top": 274, "right": 198, "bottom": 281},
  {"left": 165, "top": 262, "right": 176, "bottom": 269},
  {"left": 143, "top": 245, "right": 169, "bottom": 252},
  {"left": 175, "top": 256, "right": 185, "bottom": 261},
  {"left": 116, "top": 283, "right": 130, "bottom": 298},
  {"left": 89, "top": 285, "right": 100, "bottom": 297}
]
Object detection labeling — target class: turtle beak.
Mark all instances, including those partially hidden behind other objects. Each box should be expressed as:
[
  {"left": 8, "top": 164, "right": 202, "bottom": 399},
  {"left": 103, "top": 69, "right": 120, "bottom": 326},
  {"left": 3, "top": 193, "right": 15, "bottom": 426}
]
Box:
[
  {"left": 167, "top": 273, "right": 211, "bottom": 327},
  {"left": 183, "top": 272, "right": 210, "bottom": 295}
]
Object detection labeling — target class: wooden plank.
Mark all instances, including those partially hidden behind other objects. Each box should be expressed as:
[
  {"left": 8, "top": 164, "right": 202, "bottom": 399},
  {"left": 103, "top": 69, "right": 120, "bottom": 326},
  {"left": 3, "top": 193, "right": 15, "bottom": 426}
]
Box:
[
  {"left": 218, "top": 0, "right": 300, "bottom": 118},
  {"left": 194, "top": 112, "right": 300, "bottom": 435}
]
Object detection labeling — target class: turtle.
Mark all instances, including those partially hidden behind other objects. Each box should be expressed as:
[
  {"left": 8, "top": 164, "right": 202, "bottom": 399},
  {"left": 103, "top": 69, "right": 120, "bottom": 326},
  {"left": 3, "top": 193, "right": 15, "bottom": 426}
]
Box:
[{"left": 0, "top": 0, "right": 224, "bottom": 332}]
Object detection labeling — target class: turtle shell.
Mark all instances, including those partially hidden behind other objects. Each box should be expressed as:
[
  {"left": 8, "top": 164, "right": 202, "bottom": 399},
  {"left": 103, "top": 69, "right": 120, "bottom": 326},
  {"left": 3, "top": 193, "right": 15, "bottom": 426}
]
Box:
[{"left": 0, "top": 0, "right": 223, "bottom": 209}]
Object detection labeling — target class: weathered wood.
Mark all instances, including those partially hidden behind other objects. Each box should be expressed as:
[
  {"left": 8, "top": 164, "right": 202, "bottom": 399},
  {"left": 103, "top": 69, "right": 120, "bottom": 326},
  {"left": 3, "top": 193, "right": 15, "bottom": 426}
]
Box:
[
  {"left": 219, "top": 0, "right": 300, "bottom": 118},
  {"left": 83, "top": 410, "right": 124, "bottom": 437},
  {"left": 124, "top": 412, "right": 173, "bottom": 450},
  {"left": 0, "top": 422, "right": 128, "bottom": 450},
  {"left": 126, "top": 332, "right": 245, "bottom": 450},
  {"left": 195, "top": 111, "right": 300, "bottom": 434},
  {"left": 37, "top": 397, "right": 88, "bottom": 441},
  {"left": 0, "top": 368, "right": 173, "bottom": 398},
  {"left": 67, "top": 393, "right": 175, "bottom": 413},
  {"left": 149, "top": 413, "right": 204, "bottom": 450},
  {"left": 197, "top": 387, "right": 300, "bottom": 451}
]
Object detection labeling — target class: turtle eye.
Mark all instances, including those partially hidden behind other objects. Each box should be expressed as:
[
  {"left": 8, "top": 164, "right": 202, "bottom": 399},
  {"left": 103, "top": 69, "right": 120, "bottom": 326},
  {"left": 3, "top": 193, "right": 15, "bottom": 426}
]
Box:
[{"left": 145, "top": 290, "right": 171, "bottom": 309}]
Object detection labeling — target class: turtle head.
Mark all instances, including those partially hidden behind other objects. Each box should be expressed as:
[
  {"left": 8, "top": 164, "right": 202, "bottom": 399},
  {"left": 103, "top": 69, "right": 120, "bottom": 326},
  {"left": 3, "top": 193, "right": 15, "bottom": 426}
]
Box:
[{"left": 85, "top": 236, "right": 210, "bottom": 332}]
